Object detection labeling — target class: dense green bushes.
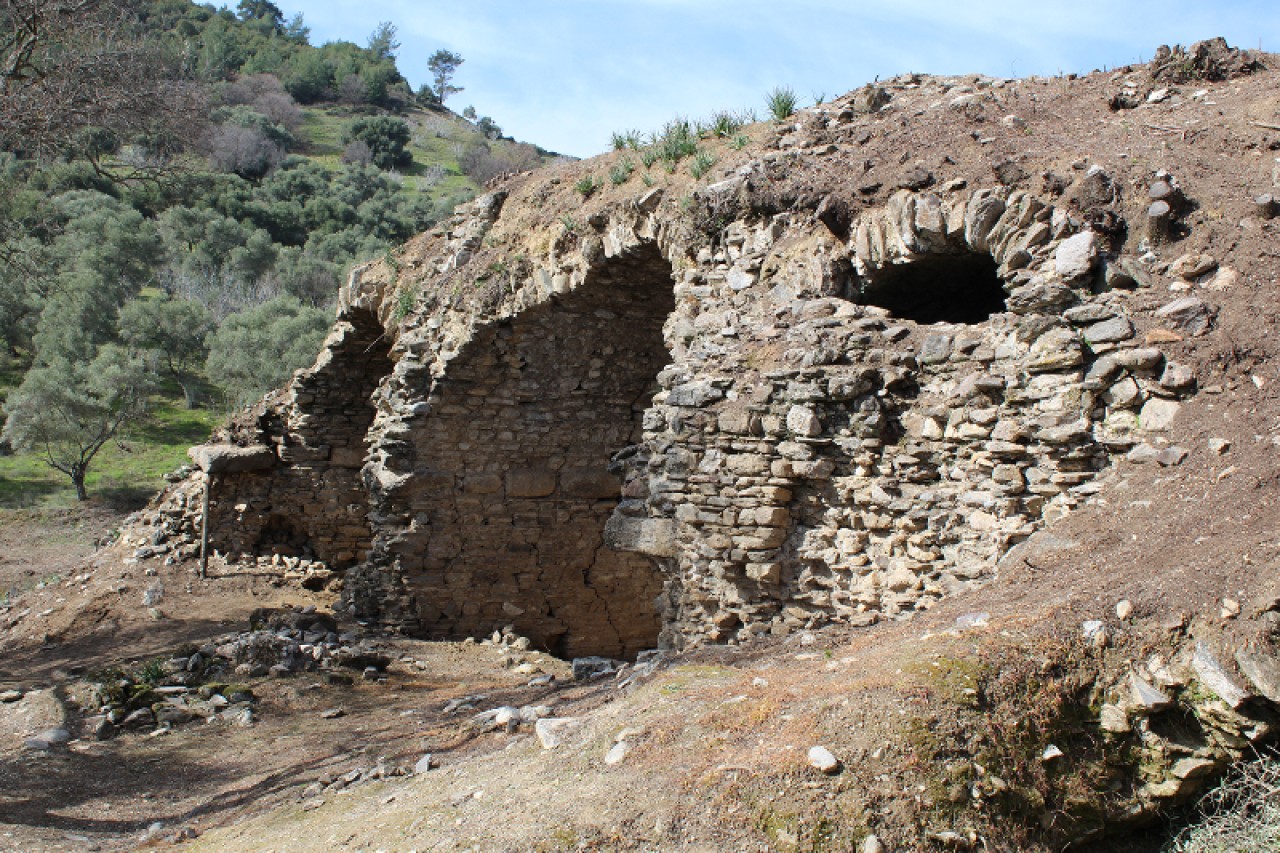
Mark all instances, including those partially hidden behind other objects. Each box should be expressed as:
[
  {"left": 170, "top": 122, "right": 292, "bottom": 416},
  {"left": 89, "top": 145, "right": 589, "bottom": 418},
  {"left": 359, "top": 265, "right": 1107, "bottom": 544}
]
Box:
[{"left": 0, "top": 0, "right": 526, "bottom": 500}]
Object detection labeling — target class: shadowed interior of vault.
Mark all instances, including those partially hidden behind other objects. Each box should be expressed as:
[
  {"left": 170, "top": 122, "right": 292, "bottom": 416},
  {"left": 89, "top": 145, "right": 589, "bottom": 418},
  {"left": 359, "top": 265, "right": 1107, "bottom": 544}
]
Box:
[
  {"left": 388, "top": 243, "right": 676, "bottom": 658},
  {"left": 855, "top": 252, "right": 1006, "bottom": 324}
]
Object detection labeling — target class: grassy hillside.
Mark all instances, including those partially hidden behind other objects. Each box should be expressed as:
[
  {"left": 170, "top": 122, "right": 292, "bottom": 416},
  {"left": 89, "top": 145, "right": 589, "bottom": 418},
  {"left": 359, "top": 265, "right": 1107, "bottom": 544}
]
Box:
[{"left": 0, "top": 0, "right": 563, "bottom": 510}]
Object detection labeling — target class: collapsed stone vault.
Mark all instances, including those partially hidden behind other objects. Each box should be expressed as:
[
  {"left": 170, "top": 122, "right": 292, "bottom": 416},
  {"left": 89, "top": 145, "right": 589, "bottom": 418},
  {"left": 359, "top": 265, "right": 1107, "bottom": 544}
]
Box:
[{"left": 151, "top": 163, "right": 1204, "bottom": 659}]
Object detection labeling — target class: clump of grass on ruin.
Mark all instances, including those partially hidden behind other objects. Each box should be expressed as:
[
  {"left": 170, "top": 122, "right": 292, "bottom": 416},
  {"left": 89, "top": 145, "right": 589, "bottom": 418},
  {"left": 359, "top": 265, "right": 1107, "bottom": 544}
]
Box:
[
  {"left": 392, "top": 284, "right": 418, "bottom": 321},
  {"left": 766, "top": 86, "right": 798, "bottom": 121},
  {"left": 632, "top": 107, "right": 757, "bottom": 173},
  {"left": 610, "top": 129, "right": 644, "bottom": 151},
  {"left": 609, "top": 157, "right": 635, "bottom": 186},
  {"left": 689, "top": 148, "right": 717, "bottom": 180}
]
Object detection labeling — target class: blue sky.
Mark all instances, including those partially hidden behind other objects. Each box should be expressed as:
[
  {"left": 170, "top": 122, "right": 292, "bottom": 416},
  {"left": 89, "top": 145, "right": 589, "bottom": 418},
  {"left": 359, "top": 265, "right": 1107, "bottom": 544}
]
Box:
[{"left": 287, "top": 1, "right": 1280, "bottom": 158}]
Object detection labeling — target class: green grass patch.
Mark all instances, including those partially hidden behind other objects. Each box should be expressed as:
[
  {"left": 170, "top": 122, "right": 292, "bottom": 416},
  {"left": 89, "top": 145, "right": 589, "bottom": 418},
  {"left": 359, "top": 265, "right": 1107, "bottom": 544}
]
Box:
[
  {"left": 297, "top": 108, "right": 350, "bottom": 159},
  {"left": 0, "top": 393, "right": 220, "bottom": 510},
  {"left": 296, "top": 106, "right": 481, "bottom": 202}
]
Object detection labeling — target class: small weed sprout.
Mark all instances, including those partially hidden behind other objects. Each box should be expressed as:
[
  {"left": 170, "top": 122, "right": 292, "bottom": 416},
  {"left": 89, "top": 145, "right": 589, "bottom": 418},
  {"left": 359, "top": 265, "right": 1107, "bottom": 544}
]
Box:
[
  {"left": 559, "top": 214, "right": 579, "bottom": 233},
  {"left": 766, "top": 86, "right": 798, "bottom": 121},
  {"left": 609, "top": 157, "right": 635, "bottom": 186},
  {"left": 641, "top": 173, "right": 655, "bottom": 187},
  {"left": 689, "top": 149, "right": 716, "bottom": 180},
  {"left": 136, "top": 658, "right": 166, "bottom": 686},
  {"left": 393, "top": 285, "right": 418, "bottom": 321},
  {"left": 382, "top": 248, "right": 403, "bottom": 274},
  {"left": 574, "top": 174, "right": 601, "bottom": 198},
  {"left": 729, "top": 134, "right": 750, "bottom": 150},
  {"left": 640, "top": 146, "right": 659, "bottom": 169}
]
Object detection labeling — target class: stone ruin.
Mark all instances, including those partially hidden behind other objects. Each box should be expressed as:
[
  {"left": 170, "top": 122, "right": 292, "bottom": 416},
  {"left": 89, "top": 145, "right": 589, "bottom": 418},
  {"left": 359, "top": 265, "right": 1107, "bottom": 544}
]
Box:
[{"left": 134, "top": 159, "right": 1215, "bottom": 660}]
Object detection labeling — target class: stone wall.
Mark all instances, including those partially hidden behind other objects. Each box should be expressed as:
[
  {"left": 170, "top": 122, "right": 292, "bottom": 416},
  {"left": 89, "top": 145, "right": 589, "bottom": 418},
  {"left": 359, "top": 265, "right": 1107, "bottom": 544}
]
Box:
[
  {"left": 612, "top": 186, "right": 1194, "bottom": 647},
  {"left": 351, "top": 243, "right": 675, "bottom": 658},
  {"left": 142, "top": 308, "right": 392, "bottom": 573},
  {"left": 211, "top": 309, "right": 391, "bottom": 568},
  {"left": 144, "top": 170, "right": 1206, "bottom": 657}
]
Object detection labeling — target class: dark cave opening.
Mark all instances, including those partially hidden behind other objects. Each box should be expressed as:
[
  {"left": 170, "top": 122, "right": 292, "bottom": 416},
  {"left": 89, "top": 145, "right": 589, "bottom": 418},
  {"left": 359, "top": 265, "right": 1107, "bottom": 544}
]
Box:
[{"left": 855, "top": 252, "right": 1007, "bottom": 325}]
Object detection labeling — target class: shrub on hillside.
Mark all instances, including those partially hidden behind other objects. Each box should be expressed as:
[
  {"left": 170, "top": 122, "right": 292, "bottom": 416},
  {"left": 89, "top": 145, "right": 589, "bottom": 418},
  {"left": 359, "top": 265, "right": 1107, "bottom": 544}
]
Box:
[
  {"left": 342, "top": 116, "right": 412, "bottom": 171},
  {"left": 458, "top": 141, "right": 540, "bottom": 185},
  {"left": 206, "top": 123, "right": 284, "bottom": 178},
  {"left": 204, "top": 295, "right": 328, "bottom": 406}
]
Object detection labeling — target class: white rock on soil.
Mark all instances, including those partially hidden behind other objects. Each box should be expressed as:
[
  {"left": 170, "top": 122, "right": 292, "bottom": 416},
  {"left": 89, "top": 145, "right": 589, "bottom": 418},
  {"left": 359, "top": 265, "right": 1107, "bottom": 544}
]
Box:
[
  {"left": 604, "top": 741, "right": 630, "bottom": 766},
  {"left": 807, "top": 745, "right": 841, "bottom": 774},
  {"left": 535, "top": 717, "right": 582, "bottom": 750}
]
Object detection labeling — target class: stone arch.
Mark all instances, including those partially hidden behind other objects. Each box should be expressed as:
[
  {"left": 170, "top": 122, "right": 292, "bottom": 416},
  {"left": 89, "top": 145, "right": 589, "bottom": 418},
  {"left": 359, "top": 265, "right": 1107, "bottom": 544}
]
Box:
[
  {"left": 849, "top": 188, "right": 1056, "bottom": 324},
  {"left": 374, "top": 241, "right": 677, "bottom": 658}
]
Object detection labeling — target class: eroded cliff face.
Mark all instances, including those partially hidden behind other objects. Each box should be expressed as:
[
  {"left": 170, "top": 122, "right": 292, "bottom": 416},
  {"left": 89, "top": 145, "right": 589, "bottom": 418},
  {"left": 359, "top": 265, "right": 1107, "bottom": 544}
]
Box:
[{"left": 134, "top": 47, "right": 1267, "bottom": 662}]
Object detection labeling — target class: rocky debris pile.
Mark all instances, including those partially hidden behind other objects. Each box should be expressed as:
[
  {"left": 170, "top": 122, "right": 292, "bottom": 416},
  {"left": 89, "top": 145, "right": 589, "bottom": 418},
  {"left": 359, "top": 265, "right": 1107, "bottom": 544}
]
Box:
[
  {"left": 470, "top": 702, "right": 555, "bottom": 734},
  {"left": 84, "top": 667, "right": 257, "bottom": 741},
  {"left": 300, "top": 757, "right": 415, "bottom": 802},
  {"left": 81, "top": 606, "right": 387, "bottom": 739},
  {"left": 1150, "top": 37, "right": 1261, "bottom": 83},
  {"left": 114, "top": 500, "right": 339, "bottom": 589}
]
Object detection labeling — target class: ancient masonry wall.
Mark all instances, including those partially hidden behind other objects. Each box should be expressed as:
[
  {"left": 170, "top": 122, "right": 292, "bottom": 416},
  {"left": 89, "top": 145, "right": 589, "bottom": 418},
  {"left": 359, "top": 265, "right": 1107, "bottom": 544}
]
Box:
[
  {"left": 352, "top": 244, "right": 675, "bottom": 658},
  {"left": 141, "top": 176, "right": 1208, "bottom": 656},
  {"left": 142, "top": 310, "right": 392, "bottom": 572}
]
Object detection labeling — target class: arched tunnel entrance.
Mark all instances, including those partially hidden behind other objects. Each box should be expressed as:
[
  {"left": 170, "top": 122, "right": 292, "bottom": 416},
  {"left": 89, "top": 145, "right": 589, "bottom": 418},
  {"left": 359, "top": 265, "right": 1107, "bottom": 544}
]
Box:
[{"left": 390, "top": 243, "right": 676, "bottom": 658}]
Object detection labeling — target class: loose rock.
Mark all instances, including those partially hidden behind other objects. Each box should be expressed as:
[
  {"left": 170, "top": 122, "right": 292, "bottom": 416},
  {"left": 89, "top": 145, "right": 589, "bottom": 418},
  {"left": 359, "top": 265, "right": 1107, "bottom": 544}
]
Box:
[{"left": 807, "top": 745, "right": 841, "bottom": 774}]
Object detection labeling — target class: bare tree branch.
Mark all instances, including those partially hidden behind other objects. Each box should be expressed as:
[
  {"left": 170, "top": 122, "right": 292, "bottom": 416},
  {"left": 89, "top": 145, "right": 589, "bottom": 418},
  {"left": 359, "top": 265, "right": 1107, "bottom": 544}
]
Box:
[{"left": 0, "top": 0, "right": 207, "bottom": 160}]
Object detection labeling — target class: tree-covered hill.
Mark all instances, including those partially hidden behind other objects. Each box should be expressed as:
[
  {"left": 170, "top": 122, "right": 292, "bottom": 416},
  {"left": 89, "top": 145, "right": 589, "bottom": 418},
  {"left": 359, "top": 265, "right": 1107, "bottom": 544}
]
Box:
[{"left": 0, "top": 0, "right": 562, "bottom": 503}]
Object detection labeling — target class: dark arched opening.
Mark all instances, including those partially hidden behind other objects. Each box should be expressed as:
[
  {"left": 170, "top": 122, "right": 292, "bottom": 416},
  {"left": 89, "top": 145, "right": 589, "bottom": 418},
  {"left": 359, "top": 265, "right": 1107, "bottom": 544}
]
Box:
[{"left": 855, "top": 253, "right": 1006, "bottom": 324}]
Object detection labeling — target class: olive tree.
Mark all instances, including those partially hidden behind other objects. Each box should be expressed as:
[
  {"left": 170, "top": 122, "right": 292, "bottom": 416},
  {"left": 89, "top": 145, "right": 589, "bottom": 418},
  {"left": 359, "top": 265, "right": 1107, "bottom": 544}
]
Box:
[
  {"left": 118, "top": 296, "right": 214, "bottom": 408},
  {"left": 204, "top": 295, "right": 328, "bottom": 406},
  {"left": 1, "top": 345, "right": 154, "bottom": 500},
  {"left": 341, "top": 115, "right": 411, "bottom": 171}
]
